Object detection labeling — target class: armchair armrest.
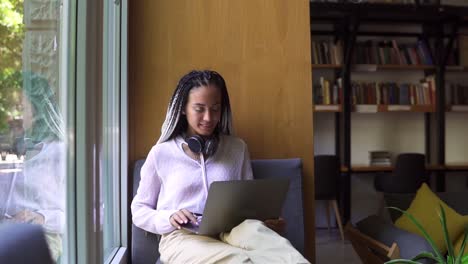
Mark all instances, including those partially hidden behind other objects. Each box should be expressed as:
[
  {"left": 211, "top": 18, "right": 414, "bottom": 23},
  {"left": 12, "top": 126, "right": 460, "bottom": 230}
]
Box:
[
  {"left": 131, "top": 224, "right": 160, "bottom": 264},
  {"left": 345, "top": 222, "right": 400, "bottom": 262},
  {"left": 356, "top": 215, "right": 434, "bottom": 263}
]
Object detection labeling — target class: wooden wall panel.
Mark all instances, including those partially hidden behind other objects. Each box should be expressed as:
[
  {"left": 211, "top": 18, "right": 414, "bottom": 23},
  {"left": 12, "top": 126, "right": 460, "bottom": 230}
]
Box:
[{"left": 129, "top": 0, "right": 314, "bottom": 260}]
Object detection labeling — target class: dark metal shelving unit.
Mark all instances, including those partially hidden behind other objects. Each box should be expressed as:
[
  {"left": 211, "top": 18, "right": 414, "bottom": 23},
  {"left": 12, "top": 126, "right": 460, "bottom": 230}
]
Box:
[{"left": 310, "top": 1, "right": 468, "bottom": 223}]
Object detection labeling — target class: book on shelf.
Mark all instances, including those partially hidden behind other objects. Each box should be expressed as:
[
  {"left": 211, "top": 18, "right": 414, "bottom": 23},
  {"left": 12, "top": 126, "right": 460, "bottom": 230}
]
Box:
[
  {"left": 351, "top": 77, "right": 435, "bottom": 106},
  {"left": 313, "top": 77, "right": 343, "bottom": 105},
  {"left": 352, "top": 39, "right": 433, "bottom": 65},
  {"left": 370, "top": 161, "right": 392, "bottom": 166},
  {"left": 369, "top": 150, "right": 392, "bottom": 166},
  {"left": 446, "top": 82, "right": 468, "bottom": 106},
  {"left": 311, "top": 40, "right": 343, "bottom": 65}
]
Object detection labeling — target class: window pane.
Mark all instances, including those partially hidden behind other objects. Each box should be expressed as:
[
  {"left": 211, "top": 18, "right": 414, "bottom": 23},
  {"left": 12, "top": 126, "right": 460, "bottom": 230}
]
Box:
[
  {"left": 102, "top": 0, "right": 121, "bottom": 260},
  {"left": 0, "top": 0, "right": 69, "bottom": 263}
]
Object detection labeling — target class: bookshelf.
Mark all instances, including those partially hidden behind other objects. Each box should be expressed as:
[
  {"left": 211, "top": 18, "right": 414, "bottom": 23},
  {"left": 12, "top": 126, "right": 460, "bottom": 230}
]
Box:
[{"left": 310, "top": 1, "right": 468, "bottom": 222}]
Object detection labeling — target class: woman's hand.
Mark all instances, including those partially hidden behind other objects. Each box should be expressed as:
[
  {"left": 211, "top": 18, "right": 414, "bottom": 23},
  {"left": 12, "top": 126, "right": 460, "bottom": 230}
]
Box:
[
  {"left": 12, "top": 210, "right": 45, "bottom": 225},
  {"left": 264, "top": 217, "right": 286, "bottom": 234},
  {"left": 169, "top": 209, "right": 198, "bottom": 229}
]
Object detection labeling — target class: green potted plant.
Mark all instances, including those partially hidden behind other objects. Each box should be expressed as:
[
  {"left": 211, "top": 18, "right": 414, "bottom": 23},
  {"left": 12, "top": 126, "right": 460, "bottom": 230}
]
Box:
[{"left": 386, "top": 205, "right": 468, "bottom": 264}]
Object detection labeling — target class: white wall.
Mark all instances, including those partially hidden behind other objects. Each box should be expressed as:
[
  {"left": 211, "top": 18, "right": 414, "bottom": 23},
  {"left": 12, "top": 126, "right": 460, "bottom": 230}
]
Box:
[{"left": 351, "top": 112, "right": 425, "bottom": 164}]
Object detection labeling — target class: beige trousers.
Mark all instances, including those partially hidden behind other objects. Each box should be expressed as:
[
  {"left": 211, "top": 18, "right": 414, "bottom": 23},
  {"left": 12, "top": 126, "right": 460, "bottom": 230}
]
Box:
[
  {"left": 159, "top": 219, "right": 310, "bottom": 264},
  {"left": 45, "top": 232, "right": 62, "bottom": 263}
]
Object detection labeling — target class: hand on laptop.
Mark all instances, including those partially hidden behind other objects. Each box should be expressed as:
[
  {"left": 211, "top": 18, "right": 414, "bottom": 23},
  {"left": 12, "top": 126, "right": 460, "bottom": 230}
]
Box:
[
  {"left": 170, "top": 209, "right": 199, "bottom": 229},
  {"left": 11, "top": 209, "right": 45, "bottom": 225},
  {"left": 264, "top": 217, "right": 286, "bottom": 235}
]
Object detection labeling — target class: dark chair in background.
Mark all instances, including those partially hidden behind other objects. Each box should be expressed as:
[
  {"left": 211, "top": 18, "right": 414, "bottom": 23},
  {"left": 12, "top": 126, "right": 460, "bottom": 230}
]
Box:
[
  {"left": 0, "top": 223, "right": 53, "bottom": 264},
  {"left": 314, "top": 155, "right": 344, "bottom": 241},
  {"left": 374, "top": 153, "right": 426, "bottom": 194},
  {"left": 131, "top": 158, "right": 305, "bottom": 264}
]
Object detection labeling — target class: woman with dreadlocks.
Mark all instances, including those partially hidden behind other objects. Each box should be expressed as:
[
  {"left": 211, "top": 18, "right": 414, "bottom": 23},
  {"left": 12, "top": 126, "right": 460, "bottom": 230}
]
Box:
[
  {"left": 0, "top": 72, "right": 66, "bottom": 261},
  {"left": 131, "top": 70, "right": 309, "bottom": 264}
]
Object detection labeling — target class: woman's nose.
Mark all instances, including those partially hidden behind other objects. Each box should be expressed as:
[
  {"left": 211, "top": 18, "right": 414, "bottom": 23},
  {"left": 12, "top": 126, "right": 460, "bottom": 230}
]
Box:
[{"left": 203, "top": 110, "right": 212, "bottom": 121}]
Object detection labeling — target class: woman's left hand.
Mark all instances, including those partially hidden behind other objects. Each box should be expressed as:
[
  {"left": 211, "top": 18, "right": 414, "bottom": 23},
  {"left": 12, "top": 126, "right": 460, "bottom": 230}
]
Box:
[
  {"left": 12, "top": 210, "right": 45, "bottom": 225},
  {"left": 264, "top": 217, "right": 286, "bottom": 234}
]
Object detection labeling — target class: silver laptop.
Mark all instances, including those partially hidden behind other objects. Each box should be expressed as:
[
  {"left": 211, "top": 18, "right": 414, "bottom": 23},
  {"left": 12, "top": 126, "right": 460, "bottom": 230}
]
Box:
[{"left": 181, "top": 178, "right": 290, "bottom": 236}]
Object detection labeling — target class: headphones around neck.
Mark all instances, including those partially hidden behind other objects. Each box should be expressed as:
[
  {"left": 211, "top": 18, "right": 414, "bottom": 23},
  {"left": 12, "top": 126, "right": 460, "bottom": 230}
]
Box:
[{"left": 185, "top": 134, "right": 218, "bottom": 157}]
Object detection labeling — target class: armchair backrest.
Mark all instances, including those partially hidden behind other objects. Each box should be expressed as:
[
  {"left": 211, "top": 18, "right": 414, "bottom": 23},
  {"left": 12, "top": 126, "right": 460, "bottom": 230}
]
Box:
[
  {"left": 0, "top": 223, "right": 53, "bottom": 264},
  {"left": 131, "top": 159, "right": 160, "bottom": 264}
]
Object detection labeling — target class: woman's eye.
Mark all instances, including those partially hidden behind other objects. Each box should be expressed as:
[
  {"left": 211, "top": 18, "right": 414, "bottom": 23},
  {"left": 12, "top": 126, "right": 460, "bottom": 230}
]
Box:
[
  {"left": 211, "top": 106, "right": 221, "bottom": 112},
  {"left": 194, "top": 107, "right": 204, "bottom": 113}
]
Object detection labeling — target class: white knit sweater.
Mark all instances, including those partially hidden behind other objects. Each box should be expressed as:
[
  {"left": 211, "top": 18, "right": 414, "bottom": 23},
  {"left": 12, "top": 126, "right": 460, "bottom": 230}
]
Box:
[{"left": 1, "top": 141, "right": 65, "bottom": 234}]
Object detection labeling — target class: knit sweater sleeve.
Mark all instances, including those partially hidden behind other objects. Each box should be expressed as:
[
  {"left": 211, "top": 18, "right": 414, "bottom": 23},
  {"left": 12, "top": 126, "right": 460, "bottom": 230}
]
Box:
[{"left": 131, "top": 147, "right": 177, "bottom": 235}]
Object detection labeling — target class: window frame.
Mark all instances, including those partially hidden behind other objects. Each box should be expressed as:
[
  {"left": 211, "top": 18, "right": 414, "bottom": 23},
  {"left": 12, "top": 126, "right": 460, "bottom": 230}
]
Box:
[{"left": 73, "top": 0, "right": 128, "bottom": 262}]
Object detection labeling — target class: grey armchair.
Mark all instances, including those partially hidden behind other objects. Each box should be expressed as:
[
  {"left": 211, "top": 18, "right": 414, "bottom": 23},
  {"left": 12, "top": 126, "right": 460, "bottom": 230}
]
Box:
[
  {"left": 0, "top": 223, "right": 53, "bottom": 264},
  {"left": 131, "top": 158, "right": 305, "bottom": 264}
]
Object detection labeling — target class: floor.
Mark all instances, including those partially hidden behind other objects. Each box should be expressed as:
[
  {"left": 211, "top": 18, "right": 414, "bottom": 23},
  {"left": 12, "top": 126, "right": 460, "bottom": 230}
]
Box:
[{"left": 315, "top": 228, "right": 362, "bottom": 264}]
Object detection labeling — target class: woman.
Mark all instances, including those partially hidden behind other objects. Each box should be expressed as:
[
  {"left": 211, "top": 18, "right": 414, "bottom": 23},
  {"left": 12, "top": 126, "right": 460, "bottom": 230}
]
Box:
[
  {"left": 1, "top": 72, "right": 65, "bottom": 261},
  {"left": 131, "top": 70, "right": 309, "bottom": 263}
]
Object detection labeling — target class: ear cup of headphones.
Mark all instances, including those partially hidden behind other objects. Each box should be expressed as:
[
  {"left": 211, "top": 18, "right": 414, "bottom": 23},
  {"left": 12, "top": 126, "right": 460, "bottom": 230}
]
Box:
[
  {"left": 186, "top": 135, "right": 218, "bottom": 156},
  {"left": 186, "top": 135, "right": 205, "bottom": 154}
]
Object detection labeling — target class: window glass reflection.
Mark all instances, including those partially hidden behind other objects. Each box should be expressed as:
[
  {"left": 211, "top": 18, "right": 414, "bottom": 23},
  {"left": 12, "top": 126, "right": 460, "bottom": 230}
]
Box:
[{"left": 0, "top": 1, "right": 66, "bottom": 263}]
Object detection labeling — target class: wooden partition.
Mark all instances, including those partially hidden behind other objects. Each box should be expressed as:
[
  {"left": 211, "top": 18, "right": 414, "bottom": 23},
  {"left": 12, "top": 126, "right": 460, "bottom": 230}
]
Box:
[{"left": 129, "top": 0, "right": 315, "bottom": 260}]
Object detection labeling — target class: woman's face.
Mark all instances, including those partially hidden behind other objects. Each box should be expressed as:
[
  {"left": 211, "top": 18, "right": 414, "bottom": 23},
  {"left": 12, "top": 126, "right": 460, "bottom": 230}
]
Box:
[{"left": 184, "top": 84, "right": 222, "bottom": 137}]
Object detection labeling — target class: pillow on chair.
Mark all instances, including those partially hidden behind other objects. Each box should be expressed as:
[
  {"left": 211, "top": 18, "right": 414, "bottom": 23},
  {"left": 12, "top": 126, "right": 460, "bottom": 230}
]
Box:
[{"left": 394, "top": 183, "right": 466, "bottom": 254}]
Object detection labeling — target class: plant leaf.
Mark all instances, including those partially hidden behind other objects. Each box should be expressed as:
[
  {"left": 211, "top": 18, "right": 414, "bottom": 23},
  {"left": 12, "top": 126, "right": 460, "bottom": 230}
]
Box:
[
  {"left": 387, "top": 207, "right": 445, "bottom": 263},
  {"left": 455, "top": 228, "right": 468, "bottom": 264},
  {"left": 411, "top": 251, "right": 438, "bottom": 261},
  {"left": 385, "top": 259, "right": 423, "bottom": 264},
  {"left": 439, "top": 204, "right": 455, "bottom": 261}
]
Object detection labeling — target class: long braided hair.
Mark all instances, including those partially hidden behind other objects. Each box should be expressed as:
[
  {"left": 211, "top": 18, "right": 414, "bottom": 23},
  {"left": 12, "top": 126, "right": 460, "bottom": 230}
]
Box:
[
  {"left": 158, "top": 70, "right": 233, "bottom": 144},
  {"left": 23, "top": 72, "right": 65, "bottom": 143}
]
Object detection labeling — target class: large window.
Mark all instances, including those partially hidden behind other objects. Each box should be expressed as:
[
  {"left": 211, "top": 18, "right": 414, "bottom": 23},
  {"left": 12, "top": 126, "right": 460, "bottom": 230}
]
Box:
[
  {"left": 0, "top": 0, "right": 127, "bottom": 263},
  {"left": 0, "top": 0, "right": 69, "bottom": 262}
]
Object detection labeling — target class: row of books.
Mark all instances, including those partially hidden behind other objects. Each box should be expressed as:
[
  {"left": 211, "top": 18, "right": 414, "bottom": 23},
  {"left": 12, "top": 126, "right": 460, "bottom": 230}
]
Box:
[
  {"left": 313, "top": 77, "right": 343, "bottom": 105},
  {"left": 352, "top": 40, "right": 433, "bottom": 65},
  {"left": 351, "top": 76, "right": 436, "bottom": 105},
  {"left": 311, "top": 40, "right": 343, "bottom": 65},
  {"left": 446, "top": 83, "right": 468, "bottom": 105},
  {"left": 312, "top": 39, "right": 434, "bottom": 65}
]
